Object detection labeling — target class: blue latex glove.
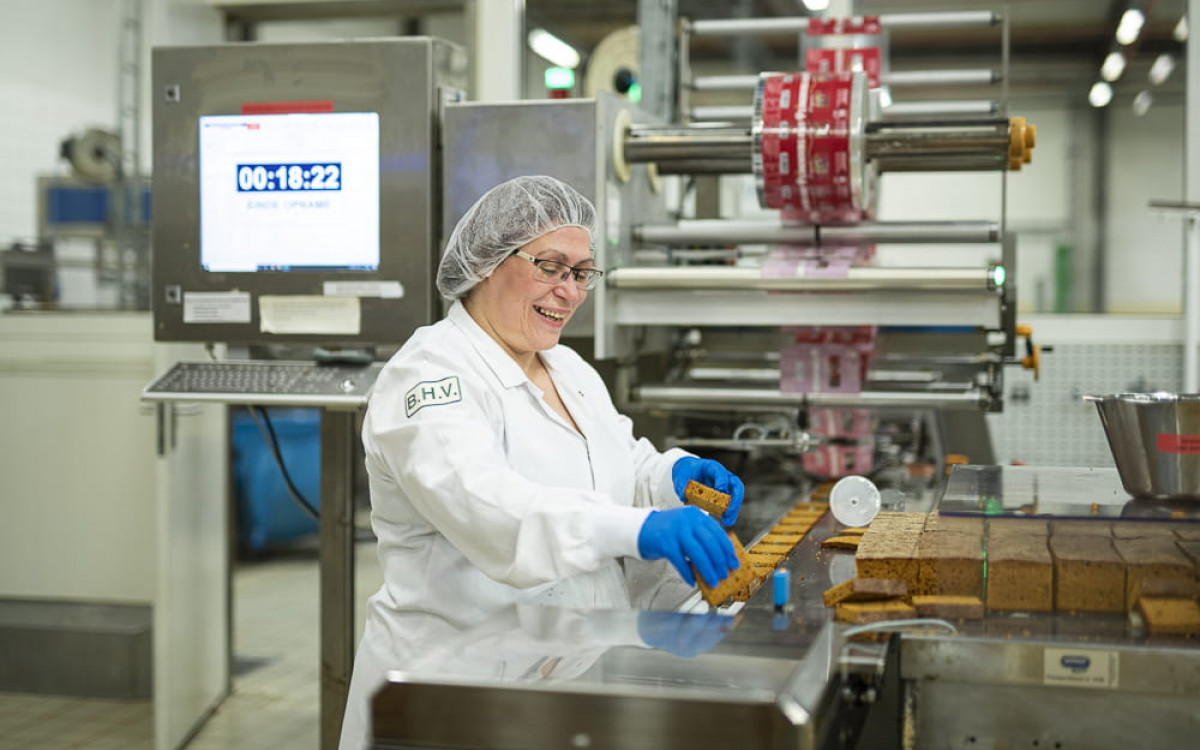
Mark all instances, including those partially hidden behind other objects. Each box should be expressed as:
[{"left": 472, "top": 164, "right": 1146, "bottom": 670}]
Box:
[
  {"left": 637, "top": 507, "right": 739, "bottom": 587},
  {"left": 672, "top": 456, "right": 745, "bottom": 527},
  {"left": 637, "top": 611, "right": 734, "bottom": 658}
]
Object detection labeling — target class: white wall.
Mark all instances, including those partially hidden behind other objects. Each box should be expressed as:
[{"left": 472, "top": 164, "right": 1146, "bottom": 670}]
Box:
[
  {"left": 1106, "top": 100, "right": 1187, "bottom": 313},
  {"left": 1, "top": 0, "right": 121, "bottom": 244},
  {"left": 0, "top": 313, "right": 159, "bottom": 603},
  {"left": 0, "top": 0, "right": 222, "bottom": 605},
  {"left": 0, "top": 0, "right": 222, "bottom": 246},
  {"left": 876, "top": 99, "right": 1187, "bottom": 315}
]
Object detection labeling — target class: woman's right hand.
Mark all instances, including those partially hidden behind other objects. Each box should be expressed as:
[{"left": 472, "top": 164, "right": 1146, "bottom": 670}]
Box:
[{"left": 636, "top": 507, "right": 739, "bottom": 587}]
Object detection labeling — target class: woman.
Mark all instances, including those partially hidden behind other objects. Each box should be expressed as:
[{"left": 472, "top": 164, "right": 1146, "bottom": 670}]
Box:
[{"left": 339, "top": 175, "right": 746, "bottom": 749}]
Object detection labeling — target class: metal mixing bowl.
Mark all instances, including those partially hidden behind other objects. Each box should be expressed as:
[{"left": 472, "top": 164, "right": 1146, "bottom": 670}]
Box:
[{"left": 1084, "top": 392, "right": 1200, "bottom": 500}]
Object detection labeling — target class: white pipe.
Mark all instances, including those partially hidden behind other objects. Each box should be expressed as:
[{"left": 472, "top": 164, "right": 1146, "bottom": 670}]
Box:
[
  {"left": 882, "top": 100, "right": 999, "bottom": 117},
  {"left": 635, "top": 384, "right": 989, "bottom": 410},
  {"left": 1188, "top": 0, "right": 1200, "bottom": 392},
  {"left": 688, "top": 11, "right": 998, "bottom": 36},
  {"left": 608, "top": 266, "right": 996, "bottom": 291},
  {"left": 1187, "top": 214, "right": 1200, "bottom": 392},
  {"left": 468, "top": 0, "right": 522, "bottom": 101}
]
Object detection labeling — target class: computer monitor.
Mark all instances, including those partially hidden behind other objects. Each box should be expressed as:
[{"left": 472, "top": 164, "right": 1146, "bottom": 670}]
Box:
[
  {"left": 151, "top": 38, "right": 466, "bottom": 347},
  {"left": 198, "top": 112, "right": 379, "bottom": 274}
]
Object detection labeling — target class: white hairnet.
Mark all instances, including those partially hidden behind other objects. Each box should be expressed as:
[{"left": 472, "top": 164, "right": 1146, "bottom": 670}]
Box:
[{"left": 436, "top": 175, "right": 597, "bottom": 300}]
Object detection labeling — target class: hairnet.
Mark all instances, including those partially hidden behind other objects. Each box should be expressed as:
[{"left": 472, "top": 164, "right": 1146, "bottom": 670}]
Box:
[{"left": 436, "top": 175, "right": 598, "bottom": 300}]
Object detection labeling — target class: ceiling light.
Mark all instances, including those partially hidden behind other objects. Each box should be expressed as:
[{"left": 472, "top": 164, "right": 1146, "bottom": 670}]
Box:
[
  {"left": 1148, "top": 53, "right": 1175, "bottom": 85},
  {"left": 1116, "top": 9, "right": 1145, "bottom": 45},
  {"left": 1089, "top": 81, "right": 1114, "bottom": 107},
  {"left": 1174, "top": 15, "right": 1189, "bottom": 42},
  {"left": 1100, "top": 51, "right": 1126, "bottom": 81},
  {"left": 1132, "top": 90, "right": 1153, "bottom": 116},
  {"left": 527, "top": 28, "right": 580, "bottom": 69},
  {"left": 802, "top": 0, "right": 831, "bottom": 10}
]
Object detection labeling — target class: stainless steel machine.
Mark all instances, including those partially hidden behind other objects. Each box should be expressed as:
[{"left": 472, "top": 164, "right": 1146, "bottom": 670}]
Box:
[
  {"left": 146, "top": 37, "right": 465, "bottom": 750},
  {"left": 151, "top": 38, "right": 465, "bottom": 347},
  {"left": 388, "top": 8, "right": 1198, "bottom": 749},
  {"left": 372, "top": 465, "right": 1200, "bottom": 750},
  {"left": 445, "top": 8, "right": 1034, "bottom": 496}
]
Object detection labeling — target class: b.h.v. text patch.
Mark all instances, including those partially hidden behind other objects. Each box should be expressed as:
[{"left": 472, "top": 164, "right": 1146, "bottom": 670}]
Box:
[{"left": 404, "top": 376, "right": 462, "bottom": 417}]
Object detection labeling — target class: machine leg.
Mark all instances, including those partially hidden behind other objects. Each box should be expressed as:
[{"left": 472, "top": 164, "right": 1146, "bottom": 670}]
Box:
[{"left": 319, "top": 409, "right": 357, "bottom": 750}]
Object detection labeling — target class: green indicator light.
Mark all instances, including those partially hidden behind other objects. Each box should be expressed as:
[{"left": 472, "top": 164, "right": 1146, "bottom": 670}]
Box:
[
  {"left": 983, "top": 496, "right": 1003, "bottom": 515},
  {"left": 628, "top": 81, "right": 643, "bottom": 103},
  {"left": 992, "top": 264, "right": 1007, "bottom": 287},
  {"left": 545, "top": 67, "right": 575, "bottom": 90}
]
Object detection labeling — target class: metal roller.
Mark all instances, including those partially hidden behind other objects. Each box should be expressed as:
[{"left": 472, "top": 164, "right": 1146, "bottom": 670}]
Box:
[
  {"left": 633, "top": 384, "right": 991, "bottom": 410},
  {"left": 865, "top": 119, "right": 1011, "bottom": 158},
  {"left": 628, "top": 120, "right": 1014, "bottom": 160},
  {"left": 608, "top": 266, "right": 1002, "bottom": 292},
  {"left": 624, "top": 124, "right": 752, "bottom": 162},
  {"left": 633, "top": 219, "right": 1000, "bottom": 245},
  {"left": 628, "top": 120, "right": 1012, "bottom": 164},
  {"left": 690, "top": 69, "right": 999, "bottom": 92},
  {"left": 689, "top": 101, "right": 1003, "bottom": 122},
  {"left": 623, "top": 114, "right": 1029, "bottom": 177}
]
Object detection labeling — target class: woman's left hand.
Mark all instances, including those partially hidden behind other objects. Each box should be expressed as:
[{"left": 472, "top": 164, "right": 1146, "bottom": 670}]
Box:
[{"left": 671, "top": 456, "right": 745, "bottom": 527}]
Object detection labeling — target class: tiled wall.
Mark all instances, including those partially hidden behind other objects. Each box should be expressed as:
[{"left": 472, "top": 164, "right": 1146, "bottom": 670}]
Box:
[{"left": 987, "top": 342, "right": 1183, "bottom": 466}]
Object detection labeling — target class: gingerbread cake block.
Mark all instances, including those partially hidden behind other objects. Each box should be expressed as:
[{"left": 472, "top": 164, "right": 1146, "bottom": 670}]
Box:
[
  {"left": 1050, "top": 535, "right": 1125, "bottom": 614},
  {"left": 987, "top": 535, "right": 1053, "bottom": 613},
  {"left": 917, "top": 531, "right": 984, "bottom": 597},
  {"left": 1115, "top": 537, "right": 1194, "bottom": 609}
]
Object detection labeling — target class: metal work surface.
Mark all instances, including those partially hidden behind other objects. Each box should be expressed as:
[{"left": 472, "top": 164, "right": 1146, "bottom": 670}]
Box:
[
  {"left": 371, "top": 606, "right": 886, "bottom": 750},
  {"left": 371, "top": 467, "right": 1200, "bottom": 749},
  {"left": 939, "top": 464, "right": 1200, "bottom": 521},
  {"left": 371, "top": 485, "right": 901, "bottom": 750}
]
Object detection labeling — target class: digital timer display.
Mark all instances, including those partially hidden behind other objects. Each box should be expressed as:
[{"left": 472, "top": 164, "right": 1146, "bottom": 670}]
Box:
[
  {"left": 236, "top": 163, "right": 342, "bottom": 192},
  {"left": 198, "top": 111, "right": 379, "bottom": 272}
]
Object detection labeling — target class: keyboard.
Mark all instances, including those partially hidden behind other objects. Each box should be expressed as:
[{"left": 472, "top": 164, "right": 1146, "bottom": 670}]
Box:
[{"left": 142, "top": 360, "right": 385, "bottom": 407}]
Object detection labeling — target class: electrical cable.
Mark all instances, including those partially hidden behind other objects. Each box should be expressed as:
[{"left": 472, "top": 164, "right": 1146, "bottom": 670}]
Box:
[
  {"left": 841, "top": 618, "right": 957, "bottom": 640},
  {"left": 246, "top": 405, "right": 320, "bottom": 520}
]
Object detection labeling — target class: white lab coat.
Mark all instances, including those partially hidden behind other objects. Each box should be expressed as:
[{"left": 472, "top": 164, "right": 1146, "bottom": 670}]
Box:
[{"left": 339, "top": 300, "right": 689, "bottom": 749}]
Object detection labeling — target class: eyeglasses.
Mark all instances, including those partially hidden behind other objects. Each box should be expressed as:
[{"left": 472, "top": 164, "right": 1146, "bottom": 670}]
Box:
[{"left": 511, "top": 250, "right": 605, "bottom": 291}]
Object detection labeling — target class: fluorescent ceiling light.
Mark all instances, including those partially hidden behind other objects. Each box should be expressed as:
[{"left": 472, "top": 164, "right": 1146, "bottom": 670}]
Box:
[
  {"left": 802, "top": 0, "right": 831, "bottom": 10},
  {"left": 1088, "top": 81, "right": 1113, "bottom": 107},
  {"left": 527, "top": 28, "right": 580, "bottom": 69},
  {"left": 1148, "top": 53, "right": 1175, "bottom": 85},
  {"left": 1132, "top": 90, "right": 1153, "bottom": 116},
  {"left": 1100, "top": 51, "right": 1126, "bottom": 81},
  {"left": 1115, "top": 9, "right": 1145, "bottom": 45},
  {"left": 1174, "top": 15, "right": 1188, "bottom": 42}
]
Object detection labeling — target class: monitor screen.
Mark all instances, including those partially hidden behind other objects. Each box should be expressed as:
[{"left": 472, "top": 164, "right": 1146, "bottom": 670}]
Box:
[{"left": 198, "top": 112, "right": 380, "bottom": 273}]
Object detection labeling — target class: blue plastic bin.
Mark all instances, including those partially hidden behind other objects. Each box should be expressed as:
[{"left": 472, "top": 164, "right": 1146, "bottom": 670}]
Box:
[{"left": 232, "top": 408, "right": 321, "bottom": 553}]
